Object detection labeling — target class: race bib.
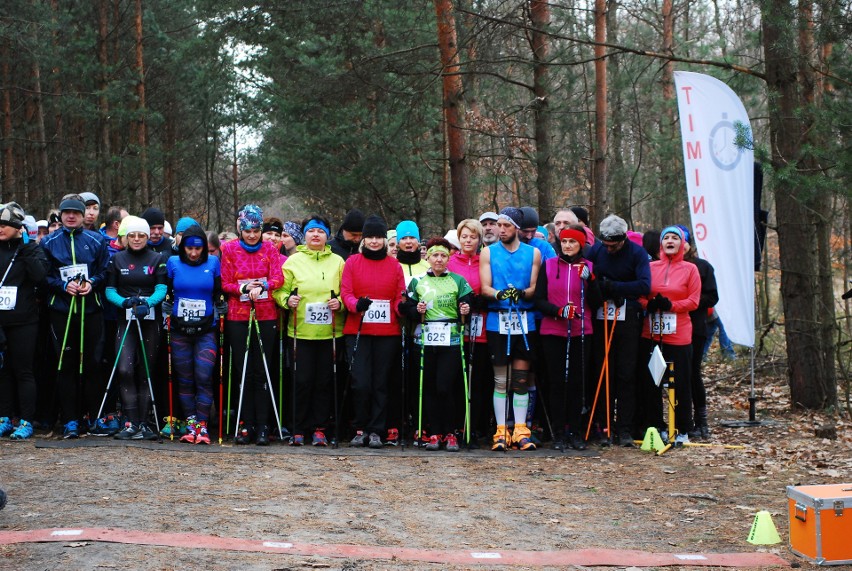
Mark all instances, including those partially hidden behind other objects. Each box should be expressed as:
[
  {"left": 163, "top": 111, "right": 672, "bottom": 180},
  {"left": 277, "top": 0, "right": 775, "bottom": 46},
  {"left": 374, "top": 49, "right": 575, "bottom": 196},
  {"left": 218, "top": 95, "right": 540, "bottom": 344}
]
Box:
[
  {"left": 596, "top": 300, "right": 626, "bottom": 321},
  {"left": 304, "top": 302, "right": 331, "bottom": 325},
  {"left": 498, "top": 311, "right": 528, "bottom": 335},
  {"left": 363, "top": 300, "right": 391, "bottom": 324},
  {"left": 0, "top": 286, "right": 17, "bottom": 310},
  {"left": 650, "top": 312, "right": 677, "bottom": 335},
  {"left": 238, "top": 279, "right": 269, "bottom": 302},
  {"left": 422, "top": 322, "right": 451, "bottom": 346},
  {"left": 178, "top": 298, "right": 206, "bottom": 321},
  {"left": 59, "top": 263, "right": 89, "bottom": 283},
  {"left": 468, "top": 313, "right": 484, "bottom": 337}
]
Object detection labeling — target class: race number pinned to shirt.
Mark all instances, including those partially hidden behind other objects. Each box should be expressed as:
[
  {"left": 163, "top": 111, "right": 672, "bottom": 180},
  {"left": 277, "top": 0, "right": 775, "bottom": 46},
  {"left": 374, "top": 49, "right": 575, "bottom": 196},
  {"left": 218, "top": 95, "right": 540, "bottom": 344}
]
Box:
[
  {"left": 0, "top": 286, "right": 17, "bottom": 310},
  {"left": 596, "top": 300, "right": 626, "bottom": 321},
  {"left": 467, "top": 313, "right": 484, "bottom": 337},
  {"left": 498, "top": 311, "right": 528, "bottom": 335},
  {"left": 305, "top": 302, "right": 332, "bottom": 325},
  {"left": 650, "top": 312, "right": 677, "bottom": 335},
  {"left": 238, "top": 279, "right": 269, "bottom": 302},
  {"left": 363, "top": 299, "right": 391, "bottom": 324},
  {"left": 59, "top": 264, "right": 89, "bottom": 283},
  {"left": 422, "top": 322, "right": 451, "bottom": 346},
  {"left": 178, "top": 298, "right": 206, "bottom": 321}
]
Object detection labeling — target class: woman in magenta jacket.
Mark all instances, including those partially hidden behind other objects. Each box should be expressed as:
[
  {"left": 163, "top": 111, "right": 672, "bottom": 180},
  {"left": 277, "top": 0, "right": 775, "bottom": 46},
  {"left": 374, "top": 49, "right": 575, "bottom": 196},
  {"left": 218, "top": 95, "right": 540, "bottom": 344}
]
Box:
[
  {"left": 340, "top": 215, "right": 405, "bottom": 448},
  {"left": 638, "top": 226, "right": 700, "bottom": 444},
  {"left": 220, "top": 204, "right": 285, "bottom": 445}
]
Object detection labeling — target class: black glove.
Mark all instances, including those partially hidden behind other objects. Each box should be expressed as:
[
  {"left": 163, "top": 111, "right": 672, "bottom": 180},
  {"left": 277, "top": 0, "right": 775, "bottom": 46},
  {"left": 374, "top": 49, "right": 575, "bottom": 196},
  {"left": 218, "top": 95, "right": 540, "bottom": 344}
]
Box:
[
  {"left": 496, "top": 287, "right": 521, "bottom": 304},
  {"left": 122, "top": 297, "right": 135, "bottom": 309},
  {"left": 0, "top": 351, "right": 4, "bottom": 369},
  {"left": 356, "top": 296, "right": 373, "bottom": 313},
  {"left": 133, "top": 301, "right": 150, "bottom": 318},
  {"left": 646, "top": 296, "right": 659, "bottom": 314},
  {"left": 656, "top": 294, "right": 672, "bottom": 311},
  {"left": 215, "top": 298, "right": 228, "bottom": 317},
  {"left": 599, "top": 277, "right": 613, "bottom": 298},
  {"left": 161, "top": 299, "right": 173, "bottom": 316}
]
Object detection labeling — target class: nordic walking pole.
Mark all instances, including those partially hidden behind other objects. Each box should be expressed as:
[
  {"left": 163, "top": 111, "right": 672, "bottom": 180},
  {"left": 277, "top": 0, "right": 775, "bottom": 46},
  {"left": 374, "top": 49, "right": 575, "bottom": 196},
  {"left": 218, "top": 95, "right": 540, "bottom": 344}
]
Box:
[
  {"left": 503, "top": 300, "right": 513, "bottom": 453},
  {"left": 459, "top": 313, "right": 471, "bottom": 447},
  {"left": 585, "top": 301, "right": 618, "bottom": 440},
  {"left": 226, "top": 339, "right": 233, "bottom": 435},
  {"left": 579, "top": 268, "right": 586, "bottom": 416},
  {"left": 417, "top": 311, "right": 425, "bottom": 448},
  {"left": 234, "top": 307, "right": 253, "bottom": 439},
  {"left": 465, "top": 314, "right": 476, "bottom": 451},
  {"left": 400, "top": 320, "right": 406, "bottom": 450},
  {"left": 278, "top": 308, "right": 284, "bottom": 434},
  {"left": 604, "top": 305, "right": 620, "bottom": 443},
  {"left": 94, "top": 314, "right": 133, "bottom": 421},
  {"left": 560, "top": 266, "right": 574, "bottom": 452},
  {"left": 330, "top": 290, "right": 339, "bottom": 449},
  {"left": 57, "top": 295, "right": 77, "bottom": 372},
  {"left": 134, "top": 308, "right": 162, "bottom": 440},
  {"left": 218, "top": 314, "right": 225, "bottom": 444},
  {"left": 79, "top": 294, "right": 86, "bottom": 375},
  {"left": 166, "top": 315, "right": 174, "bottom": 440},
  {"left": 250, "top": 301, "right": 284, "bottom": 441},
  {"left": 290, "top": 288, "right": 298, "bottom": 440}
]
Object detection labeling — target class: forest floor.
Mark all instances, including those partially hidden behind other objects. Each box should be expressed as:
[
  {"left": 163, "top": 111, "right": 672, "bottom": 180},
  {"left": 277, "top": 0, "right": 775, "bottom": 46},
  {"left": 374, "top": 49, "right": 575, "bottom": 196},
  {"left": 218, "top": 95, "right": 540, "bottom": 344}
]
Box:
[{"left": 0, "top": 352, "right": 850, "bottom": 570}]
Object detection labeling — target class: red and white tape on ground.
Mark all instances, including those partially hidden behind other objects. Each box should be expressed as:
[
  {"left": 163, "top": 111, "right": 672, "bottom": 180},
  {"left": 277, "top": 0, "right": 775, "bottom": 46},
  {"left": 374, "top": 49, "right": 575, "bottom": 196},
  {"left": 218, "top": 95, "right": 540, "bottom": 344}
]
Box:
[{"left": 0, "top": 528, "right": 790, "bottom": 567}]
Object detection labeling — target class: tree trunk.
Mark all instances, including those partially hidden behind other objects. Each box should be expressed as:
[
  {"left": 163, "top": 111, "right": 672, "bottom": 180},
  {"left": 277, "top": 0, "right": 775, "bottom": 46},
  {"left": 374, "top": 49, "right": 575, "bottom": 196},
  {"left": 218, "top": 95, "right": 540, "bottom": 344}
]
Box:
[
  {"left": 607, "top": 0, "right": 628, "bottom": 222},
  {"left": 761, "top": 0, "right": 836, "bottom": 409},
  {"left": 530, "top": 0, "right": 553, "bottom": 219},
  {"left": 434, "top": 0, "right": 470, "bottom": 224},
  {"left": 134, "top": 0, "right": 150, "bottom": 205},
  {"left": 659, "top": 0, "right": 676, "bottom": 224},
  {"left": 31, "top": 56, "right": 50, "bottom": 210},
  {"left": 163, "top": 98, "right": 175, "bottom": 222},
  {"left": 98, "top": 0, "right": 112, "bottom": 203},
  {"left": 49, "top": 0, "right": 65, "bottom": 193},
  {"left": 591, "top": 0, "right": 608, "bottom": 227},
  {"left": 2, "top": 41, "right": 14, "bottom": 202}
]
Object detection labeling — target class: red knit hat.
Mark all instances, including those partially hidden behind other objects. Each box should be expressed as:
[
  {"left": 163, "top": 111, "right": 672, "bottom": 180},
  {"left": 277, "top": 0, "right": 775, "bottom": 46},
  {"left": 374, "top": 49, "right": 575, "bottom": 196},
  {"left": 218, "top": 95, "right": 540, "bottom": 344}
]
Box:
[{"left": 559, "top": 227, "right": 586, "bottom": 247}]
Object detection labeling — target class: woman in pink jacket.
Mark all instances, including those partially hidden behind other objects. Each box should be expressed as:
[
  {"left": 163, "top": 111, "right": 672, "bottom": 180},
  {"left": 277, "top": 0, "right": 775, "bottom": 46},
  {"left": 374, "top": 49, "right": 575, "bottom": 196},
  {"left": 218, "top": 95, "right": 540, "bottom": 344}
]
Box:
[
  {"left": 638, "top": 226, "right": 700, "bottom": 445},
  {"left": 220, "top": 204, "right": 285, "bottom": 445}
]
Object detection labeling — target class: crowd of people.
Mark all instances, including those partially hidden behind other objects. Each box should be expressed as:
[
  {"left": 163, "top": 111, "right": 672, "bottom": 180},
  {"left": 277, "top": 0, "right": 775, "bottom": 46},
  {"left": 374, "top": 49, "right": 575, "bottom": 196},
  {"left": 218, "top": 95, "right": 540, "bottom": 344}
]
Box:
[{"left": 0, "top": 193, "right": 730, "bottom": 451}]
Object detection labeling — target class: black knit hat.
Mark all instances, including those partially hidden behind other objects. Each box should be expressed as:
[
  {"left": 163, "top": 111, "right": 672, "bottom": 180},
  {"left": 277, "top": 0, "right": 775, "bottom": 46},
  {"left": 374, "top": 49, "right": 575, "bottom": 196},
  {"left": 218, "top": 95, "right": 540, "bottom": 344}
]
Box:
[
  {"left": 340, "top": 209, "right": 366, "bottom": 232},
  {"left": 520, "top": 206, "right": 540, "bottom": 229},
  {"left": 58, "top": 198, "right": 86, "bottom": 214},
  {"left": 140, "top": 207, "right": 166, "bottom": 228},
  {"left": 362, "top": 215, "right": 388, "bottom": 239}
]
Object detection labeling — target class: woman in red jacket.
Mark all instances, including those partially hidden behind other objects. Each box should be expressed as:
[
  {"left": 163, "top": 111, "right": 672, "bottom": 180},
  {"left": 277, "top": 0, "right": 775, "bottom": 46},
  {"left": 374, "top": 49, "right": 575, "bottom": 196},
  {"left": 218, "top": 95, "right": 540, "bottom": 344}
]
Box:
[
  {"left": 638, "top": 226, "right": 700, "bottom": 445},
  {"left": 220, "top": 204, "right": 285, "bottom": 445},
  {"left": 340, "top": 215, "right": 405, "bottom": 448}
]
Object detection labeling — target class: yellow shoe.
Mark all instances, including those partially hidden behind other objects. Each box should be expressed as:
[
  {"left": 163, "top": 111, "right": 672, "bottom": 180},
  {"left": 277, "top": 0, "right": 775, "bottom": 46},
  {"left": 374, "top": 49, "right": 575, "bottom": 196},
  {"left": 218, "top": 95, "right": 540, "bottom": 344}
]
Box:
[
  {"left": 492, "top": 425, "right": 509, "bottom": 451},
  {"left": 512, "top": 424, "right": 536, "bottom": 451}
]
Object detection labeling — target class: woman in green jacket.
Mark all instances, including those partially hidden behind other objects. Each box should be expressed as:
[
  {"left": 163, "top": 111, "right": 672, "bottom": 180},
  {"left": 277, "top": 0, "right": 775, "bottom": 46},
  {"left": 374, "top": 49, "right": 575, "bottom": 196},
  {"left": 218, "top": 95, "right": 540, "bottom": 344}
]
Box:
[{"left": 273, "top": 216, "right": 345, "bottom": 446}]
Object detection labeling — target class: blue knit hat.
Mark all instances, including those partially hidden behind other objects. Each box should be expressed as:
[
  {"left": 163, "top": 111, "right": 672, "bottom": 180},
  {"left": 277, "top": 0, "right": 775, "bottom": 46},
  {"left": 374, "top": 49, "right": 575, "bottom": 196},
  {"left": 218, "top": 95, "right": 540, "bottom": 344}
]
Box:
[
  {"left": 396, "top": 220, "right": 420, "bottom": 242},
  {"left": 660, "top": 225, "right": 685, "bottom": 242},
  {"left": 237, "top": 204, "right": 263, "bottom": 231},
  {"left": 175, "top": 216, "right": 199, "bottom": 234}
]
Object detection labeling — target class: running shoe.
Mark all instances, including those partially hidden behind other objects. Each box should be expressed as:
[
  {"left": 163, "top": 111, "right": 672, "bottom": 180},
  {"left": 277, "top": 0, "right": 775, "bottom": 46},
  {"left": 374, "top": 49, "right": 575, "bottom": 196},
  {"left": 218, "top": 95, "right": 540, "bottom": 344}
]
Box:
[
  {"left": 255, "top": 425, "right": 270, "bottom": 446},
  {"left": 444, "top": 433, "right": 460, "bottom": 452},
  {"left": 10, "top": 420, "right": 33, "bottom": 440},
  {"left": 160, "top": 416, "right": 185, "bottom": 438},
  {"left": 180, "top": 416, "right": 197, "bottom": 443},
  {"left": 235, "top": 422, "right": 253, "bottom": 445},
  {"left": 0, "top": 417, "right": 14, "bottom": 437},
  {"left": 385, "top": 427, "right": 399, "bottom": 446},
  {"left": 289, "top": 433, "right": 304, "bottom": 446},
  {"left": 350, "top": 431, "right": 367, "bottom": 447},
  {"left": 312, "top": 430, "right": 328, "bottom": 447},
  {"left": 135, "top": 422, "right": 158, "bottom": 441},
  {"left": 492, "top": 425, "right": 508, "bottom": 451},
  {"left": 368, "top": 433, "right": 382, "bottom": 449},
  {"left": 512, "top": 425, "right": 536, "bottom": 451},
  {"left": 114, "top": 421, "right": 138, "bottom": 440},
  {"left": 89, "top": 414, "right": 122, "bottom": 437},
  {"left": 674, "top": 432, "right": 689, "bottom": 446},
  {"left": 63, "top": 420, "right": 80, "bottom": 439},
  {"left": 194, "top": 421, "right": 210, "bottom": 445},
  {"left": 424, "top": 434, "right": 442, "bottom": 451},
  {"left": 568, "top": 432, "right": 587, "bottom": 451}
]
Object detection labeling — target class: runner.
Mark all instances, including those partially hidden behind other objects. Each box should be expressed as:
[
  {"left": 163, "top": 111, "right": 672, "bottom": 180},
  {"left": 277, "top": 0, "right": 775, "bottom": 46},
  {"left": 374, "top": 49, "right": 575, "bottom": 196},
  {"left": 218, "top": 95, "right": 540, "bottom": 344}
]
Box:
[
  {"left": 534, "top": 225, "right": 601, "bottom": 450},
  {"left": 165, "top": 224, "right": 224, "bottom": 445},
  {"left": 637, "top": 226, "right": 701, "bottom": 444},
  {"left": 479, "top": 207, "right": 541, "bottom": 451},
  {"left": 585, "top": 214, "right": 651, "bottom": 446},
  {"left": 221, "top": 204, "right": 285, "bottom": 445},
  {"left": 478, "top": 212, "right": 499, "bottom": 246},
  {"left": 329, "top": 209, "right": 365, "bottom": 260},
  {"left": 274, "top": 215, "right": 344, "bottom": 447},
  {"left": 41, "top": 196, "right": 110, "bottom": 438},
  {"left": 0, "top": 203, "right": 50, "bottom": 440},
  {"left": 340, "top": 215, "right": 405, "bottom": 448},
  {"left": 105, "top": 216, "right": 167, "bottom": 440},
  {"left": 446, "top": 218, "right": 492, "bottom": 447},
  {"left": 401, "top": 237, "right": 473, "bottom": 451}
]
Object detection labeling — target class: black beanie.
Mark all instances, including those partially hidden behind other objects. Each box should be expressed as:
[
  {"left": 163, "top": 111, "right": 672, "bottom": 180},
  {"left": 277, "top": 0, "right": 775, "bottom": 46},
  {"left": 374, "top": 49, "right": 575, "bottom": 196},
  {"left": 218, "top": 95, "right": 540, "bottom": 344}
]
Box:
[
  {"left": 140, "top": 207, "right": 166, "bottom": 227},
  {"left": 362, "top": 215, "right": 388, "bottom": 239},
  {"left": 340, "top": 209, "right": 366, "bottom": 233},
  {"left": 520, "top": 206, "right": 540, "bottom": 229}
]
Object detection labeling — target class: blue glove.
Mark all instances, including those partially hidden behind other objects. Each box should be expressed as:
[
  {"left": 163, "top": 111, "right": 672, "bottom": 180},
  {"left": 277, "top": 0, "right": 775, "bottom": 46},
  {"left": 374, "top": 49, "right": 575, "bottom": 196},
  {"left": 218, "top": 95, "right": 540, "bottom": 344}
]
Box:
[
  {"left": 122, "top": 298, "right": 135, "bottom": 309},
  {"left": 133, "top": 301, "right": 150, "bottom": 318}
]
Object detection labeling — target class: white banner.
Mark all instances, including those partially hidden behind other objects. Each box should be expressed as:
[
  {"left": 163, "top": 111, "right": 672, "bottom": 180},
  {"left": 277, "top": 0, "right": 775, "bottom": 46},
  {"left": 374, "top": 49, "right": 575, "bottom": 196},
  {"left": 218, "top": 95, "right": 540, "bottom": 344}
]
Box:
[{"left": 674, "top": 71, "right": 754, "bottom": 347}]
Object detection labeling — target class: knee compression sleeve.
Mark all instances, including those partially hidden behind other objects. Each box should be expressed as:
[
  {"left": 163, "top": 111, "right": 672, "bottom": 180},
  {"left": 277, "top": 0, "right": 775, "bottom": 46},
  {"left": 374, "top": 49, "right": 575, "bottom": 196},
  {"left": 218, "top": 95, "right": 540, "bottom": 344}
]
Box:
[
  {"left": 511, "top": 369, "right": 529, "bottom": 394},
  {"left": 493, "top": 373, "right": 508, "bottom": 393}
]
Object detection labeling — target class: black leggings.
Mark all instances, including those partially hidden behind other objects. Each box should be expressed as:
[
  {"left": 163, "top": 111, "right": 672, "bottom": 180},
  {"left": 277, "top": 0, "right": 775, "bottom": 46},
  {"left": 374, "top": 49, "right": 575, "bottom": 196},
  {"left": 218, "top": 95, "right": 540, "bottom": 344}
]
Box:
[
  {"left": 49, "top": 310, "right": 104, "bottom": 424},
  {"left": 116, "top": 318, "right": 161, "bottom": 425},
  {"left": 227, "top": 319, "right": 278, "bottom": 429},
  {"left": 0, "top": 322, "right": 39, "bottom": 420},
  {"left": 347, "top": 335, "right": 397, "bottom": 435},
  {"left": 420, "top": 344, "right": 463, "bottom": 437},
  {"left": 540, "top": 334, "right": 591, "bottom": 437},
  {"left": 289, "top": 337, "right": 334, "bottom": 435}
]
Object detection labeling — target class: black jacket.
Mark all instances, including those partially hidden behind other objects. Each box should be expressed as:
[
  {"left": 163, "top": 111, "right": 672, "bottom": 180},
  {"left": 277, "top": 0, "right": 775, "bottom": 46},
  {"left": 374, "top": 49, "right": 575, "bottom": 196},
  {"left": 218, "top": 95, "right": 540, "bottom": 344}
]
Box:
[{"left": 0, "top": 239, "right": 50, "bottom": 326}]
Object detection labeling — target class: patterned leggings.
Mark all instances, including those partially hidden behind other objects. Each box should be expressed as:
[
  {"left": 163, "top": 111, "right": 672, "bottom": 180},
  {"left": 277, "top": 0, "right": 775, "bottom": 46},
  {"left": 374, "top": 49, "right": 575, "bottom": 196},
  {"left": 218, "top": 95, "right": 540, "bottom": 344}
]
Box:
[{"left": 171, "top": 330, "right": 217, "bottom": 421}]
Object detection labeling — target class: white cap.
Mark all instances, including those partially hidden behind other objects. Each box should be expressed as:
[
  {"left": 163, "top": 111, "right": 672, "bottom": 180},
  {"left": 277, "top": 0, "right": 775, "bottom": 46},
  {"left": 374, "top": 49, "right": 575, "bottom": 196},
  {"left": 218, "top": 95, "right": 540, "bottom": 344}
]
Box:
[
  {"left": 479, "top": 211, "right": 499, "bottom": 223},
  {"left": 163, "top": 221, "right": 172, "bottom": 235},
  {"left": 36, "top": 219, "right": 49, "bottom": 228},
  {"left": 443, "top": 229, "right": 461, "bottom": 250}
]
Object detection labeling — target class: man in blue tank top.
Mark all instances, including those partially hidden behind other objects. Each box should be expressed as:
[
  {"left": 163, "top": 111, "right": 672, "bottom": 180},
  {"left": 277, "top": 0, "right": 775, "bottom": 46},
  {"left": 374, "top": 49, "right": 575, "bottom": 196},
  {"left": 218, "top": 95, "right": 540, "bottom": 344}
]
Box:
[{"left": 479, "top": 207, "right": 541, "bottom": 452}]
